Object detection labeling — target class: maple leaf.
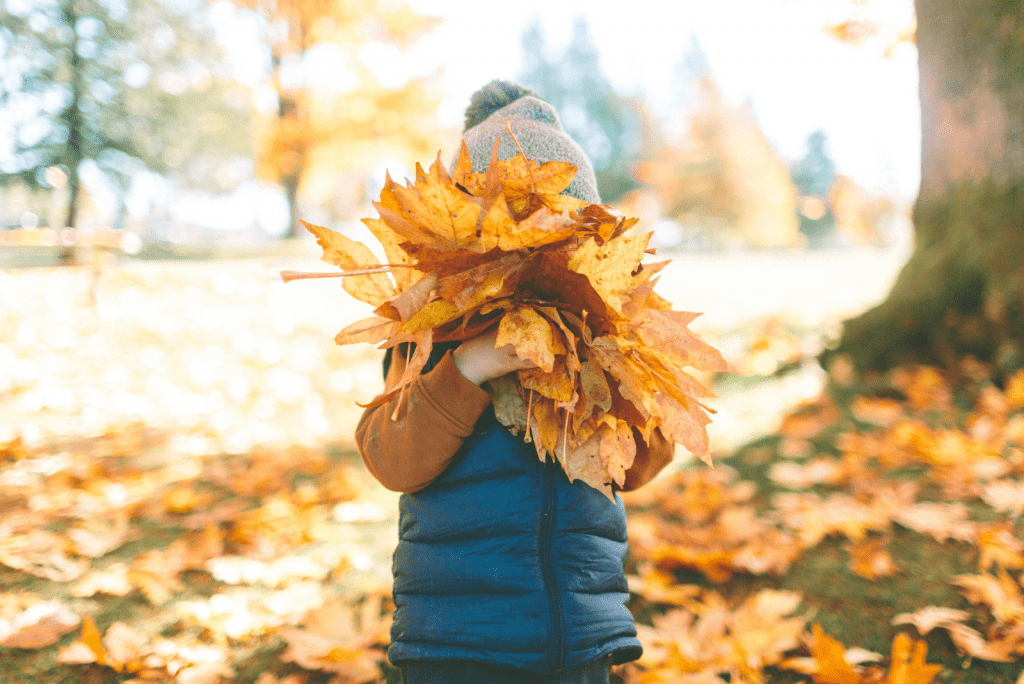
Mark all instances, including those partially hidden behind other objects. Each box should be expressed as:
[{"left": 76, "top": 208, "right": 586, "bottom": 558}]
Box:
[
  {"left": 568, "top": 233, "right": 651, "bottom": 314},
  {"left": 0, "top": 600, "right": 80, "bottom": 648},
  {"left": 285, "top": 130, "right": 729, "bottom": 498},
  {"left": 976, "top": 523, "right": 1024, "bottom": 571},
  {"left": 303, "top": 220, "right": 395, "bottom": 306},
  {"left": 66, "top": 514, "right": 133, "bottom": 558},
  {"left": 846, "top": 535, "right": 897, "bottom": 579},
  {"left": 892, "top": 606, "right": 971, "bottom": 637},
  {"left": 279, "top": 595, "right": 389, "bottom": 681},
  {"left": 891, "top": 502, "right": 978, "bottom": 543},
  {"left": 982, "top": 479, "right": 1024, "bottom": 518},
  {"left": 496, "top": 306, "right": 558, "bottom": 373},
  {"left": 71, "top": 563, "right": 133, "bottom": 598},
  {"left": 807, "top": 624, "right": 864, "bottom": 684},
  {"left": 0, "top": 530, "right": 88, "bottom": 582},
  {"left": 884, "top": 632, "right": 943, "bottom": 684},
  {"left": 953, "top": 570, "right": 1024, "bottom": 625}
]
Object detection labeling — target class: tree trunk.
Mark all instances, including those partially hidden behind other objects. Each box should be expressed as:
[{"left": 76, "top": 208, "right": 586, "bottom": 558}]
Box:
[
  {"left": 274, "top": 57, "right": 304, "bottom": 239},
  {"left": 282, "top": 170, "right": 301, "bottom": 239},
  {"left": 58, "top": 0, "right": 84, "bottom": 264},
  {"left": 835, "top": 0, "right": 1024, "bottom": 375}
]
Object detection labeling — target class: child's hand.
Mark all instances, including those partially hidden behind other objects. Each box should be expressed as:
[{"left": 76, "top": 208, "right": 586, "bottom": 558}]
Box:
[{"left": 452, "top": 326, "right": 537, "bottom": 386}]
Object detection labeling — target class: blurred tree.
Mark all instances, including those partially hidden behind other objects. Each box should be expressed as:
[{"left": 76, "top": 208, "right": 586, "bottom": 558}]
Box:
[
  {"left": 672, "top": 35, "right": 711, "bottom": 111},
  {"left": 222, "top": 0, "right": 441, "bottom": 237},
  {"left": 519, "top": 17, "right": 642, "bottom": 202},
  {"left": 828, "top": 174, "right": 895, "bottom": 246},
  {"left": 791, "top": 130, "right": 836, "bottom": 199},
  {"left": 791, "top": 130, "right": 838, "bottom": 248},
  {"left": 637, "top": 77, "right": 799, "bottom": 250},
  {"left": 836, "top": 0, "right": 1024, "bottom": 373},
  {"left": 520, "top": 20, "right": 558, "bottom": 104},
  {"left": 0, "top": 0, "right": 252, "bottom": 239}
]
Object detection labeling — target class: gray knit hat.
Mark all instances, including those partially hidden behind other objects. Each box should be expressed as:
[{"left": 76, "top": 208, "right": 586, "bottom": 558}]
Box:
[{"left": 454, "top": 80, "right": 601, "bottom": 204}]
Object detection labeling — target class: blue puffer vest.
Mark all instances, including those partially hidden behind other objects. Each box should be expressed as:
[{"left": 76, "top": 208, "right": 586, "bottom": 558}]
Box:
[{"left": 383, "top": 345, "right": 642, "bottom": 675}]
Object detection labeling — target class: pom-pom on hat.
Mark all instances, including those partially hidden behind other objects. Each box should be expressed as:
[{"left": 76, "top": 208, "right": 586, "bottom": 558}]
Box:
[{"left": 455, "top": 80, "right": 601, "bottom": 204}]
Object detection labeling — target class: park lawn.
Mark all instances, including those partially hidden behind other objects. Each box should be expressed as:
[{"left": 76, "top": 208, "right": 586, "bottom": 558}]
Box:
[{"left": 2, "top": 255, "right": 1022, "bottom": 683}]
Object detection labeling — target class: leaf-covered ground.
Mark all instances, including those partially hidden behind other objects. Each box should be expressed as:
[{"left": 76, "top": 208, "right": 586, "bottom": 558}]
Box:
[{"left": 4, "top": 249, "right": 1022, "bottom": 683}]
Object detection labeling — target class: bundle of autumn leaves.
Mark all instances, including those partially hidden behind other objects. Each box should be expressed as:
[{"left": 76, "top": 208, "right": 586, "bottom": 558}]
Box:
[{"left": 289, "top": 131, "right": 728, "bottom": 499}]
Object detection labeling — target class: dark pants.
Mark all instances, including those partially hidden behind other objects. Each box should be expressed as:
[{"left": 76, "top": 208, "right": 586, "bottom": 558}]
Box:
[{"left": 400, "top": 654, "right": 614, "bottom": 684}]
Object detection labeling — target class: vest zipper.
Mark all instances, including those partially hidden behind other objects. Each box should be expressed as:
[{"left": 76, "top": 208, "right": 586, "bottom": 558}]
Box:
[{"left": 540, "top": 459, "right": 566, "bottom": 674}]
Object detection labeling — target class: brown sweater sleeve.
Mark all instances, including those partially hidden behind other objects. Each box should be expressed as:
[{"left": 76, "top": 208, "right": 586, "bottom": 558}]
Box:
[
  {"left": 355, "top": 349, "right": 676, "bottom": 493},
  {"left": 355, "top": 350, "right": 493, "bottom": 493}
]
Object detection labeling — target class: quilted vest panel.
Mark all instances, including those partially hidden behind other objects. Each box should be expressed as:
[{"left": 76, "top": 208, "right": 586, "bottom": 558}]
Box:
[{"left": 387, "top": 408, "right": 642, "bottom": 675}]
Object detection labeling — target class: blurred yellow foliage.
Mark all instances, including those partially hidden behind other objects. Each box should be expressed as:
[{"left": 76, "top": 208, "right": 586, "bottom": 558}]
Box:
[
  {"left": 637, "top": 77, "right": 800, "bottom": 249},
  {"left": 220, "top": 0, "right": 443, "bottom": 233}
]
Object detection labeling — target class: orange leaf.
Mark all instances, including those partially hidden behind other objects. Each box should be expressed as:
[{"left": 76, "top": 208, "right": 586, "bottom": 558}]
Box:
[
  {"left": 568, "top": 233, "right": 651, "bottom": 313},
  {"left": 496, "top": 306, "right": 557, "bottom": 373},
  {"left": 810, "top": 624, "right": 862, "bottom": 684},
  {"left": 388, "top": 153, "right": 482, "bottom": 251},
  {"left": 81, "top": 615, "right": 108, "bottom": 666},
  {"left": 885, "top": 632, "right": 942, "bottom": 684}
]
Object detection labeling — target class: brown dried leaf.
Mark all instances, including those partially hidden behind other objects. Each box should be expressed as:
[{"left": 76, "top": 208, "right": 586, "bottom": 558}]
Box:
[
  {"left": 847, "top": 535, "right": 897, "bottom": 579},
  {"left": 0, "top": 601, "right": 80, "bottom": 648},
  {"left": 893, "top": 606, "right": 972, "bottom": 636},
  {"left": 376, "top": 272, "right": 437, "bottom": 323},
  {"left": 334, "top": 316, "right": 401, "bottom": 346}
]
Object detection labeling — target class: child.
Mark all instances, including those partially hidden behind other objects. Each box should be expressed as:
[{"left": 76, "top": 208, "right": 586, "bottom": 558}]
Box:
[{"left": 356, "top": 80, "right": 674, "bottom": 684}]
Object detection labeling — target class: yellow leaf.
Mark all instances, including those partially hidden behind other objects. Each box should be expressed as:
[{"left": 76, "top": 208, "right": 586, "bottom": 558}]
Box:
[
  {"left": 568, "top": 233, "right": 651, "bottom": 312},
  {"left": 575, "top": 357, "right": 612, "bottom": 431},
  {"left": 302, "top": 220, "right": 395, "bottom": 306},
  {"left": 529, "top": 396, "right": 561, "bottom": 459},
  {"left": 520, "top": 359, "right": 575, "bottom": 403},
  {"left": 402, "top": 299, "right": 460, "bottom": 333},
  {"left": 810, "top": 624, "right": 861, "bottom": 684},
  {"left": 497, "top": 307, "right": 557, "bottom": 373},
  {"left": 362, "top": 217, "right": 417, "bottom": 291},
  {"left": 892, "top": 606, "right": 971, "bottom": 636},
  {"left": 559, "top": 429, "right": 614, "bottom": 501},
  {"left": 977, "top": 523, "right": 1024, "bottom": 571},
  {"left": 635, "top": 309, "right": 730, "bottom": 373},
  {"left": 389, "top": 153, "right": 482, "bottom": 251},
  {"left": 885, "top": 632, "right": 942, "bottom": 684},
  {"left": 81, "top": 616, "right": 108, "bottom": 667},
  {"left": 479, "top": 192, "right": 516, "bottom": 251},
  {"left": 452, "top": 140, "right": 485, "bottom": 195},
  {"left": 1006, "top": 369, "right": 1024, "bottom": 409},
  {"left": 847, "top": 536, "right": 897, "bottom": 579},
  {"left": 599, "top": 419, "right": 636, "bottom": 487},
  {"left": 496, "top": 206, "right": 577, "bottom": 251}
]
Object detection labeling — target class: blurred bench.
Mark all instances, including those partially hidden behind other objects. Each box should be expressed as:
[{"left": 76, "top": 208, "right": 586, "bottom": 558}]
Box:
[{"left": 0, "top": 227, "right": 141, "bottom": 268}]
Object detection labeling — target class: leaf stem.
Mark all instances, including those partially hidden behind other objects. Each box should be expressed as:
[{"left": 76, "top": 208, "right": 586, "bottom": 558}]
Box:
[
  {"left": 524, "top": 388, "right": 534, "bottom": 443},
  {"left": 504, "top": 121, "right": 535, "bottom": 195},
  {"left": 279, "top": 265, "right": 414, "bottom": 283},
  {"left": 561, "top": 408, "right": 570, "bottom": 459}
]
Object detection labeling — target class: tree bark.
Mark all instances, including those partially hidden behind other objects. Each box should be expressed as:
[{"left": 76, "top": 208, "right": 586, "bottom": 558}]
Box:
[
  {"left": 58, "top": 0, "right": 84, "bottom": 263},
  {"left": 835, "top": 0, "right": 1024, "bottom": 375},
  {"left": 275, "top": 71, "right": 304, "bottom": 239},
  {"left": 282, "top": 170, "right": 301, "bottom": 239}
]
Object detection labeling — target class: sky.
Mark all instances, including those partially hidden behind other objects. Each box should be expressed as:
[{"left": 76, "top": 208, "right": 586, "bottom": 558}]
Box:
[
  {"left": 395, "top": 0, "right": 921, "bottom": 200},
  {"left": 2, "top": 0, "right": 921, "bottom": 232}
]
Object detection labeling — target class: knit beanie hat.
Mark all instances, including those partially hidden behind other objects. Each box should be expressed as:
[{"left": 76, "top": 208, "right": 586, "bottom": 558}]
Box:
[{"left": 454, "top": 80, "right": 601, "bottom": 205}]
